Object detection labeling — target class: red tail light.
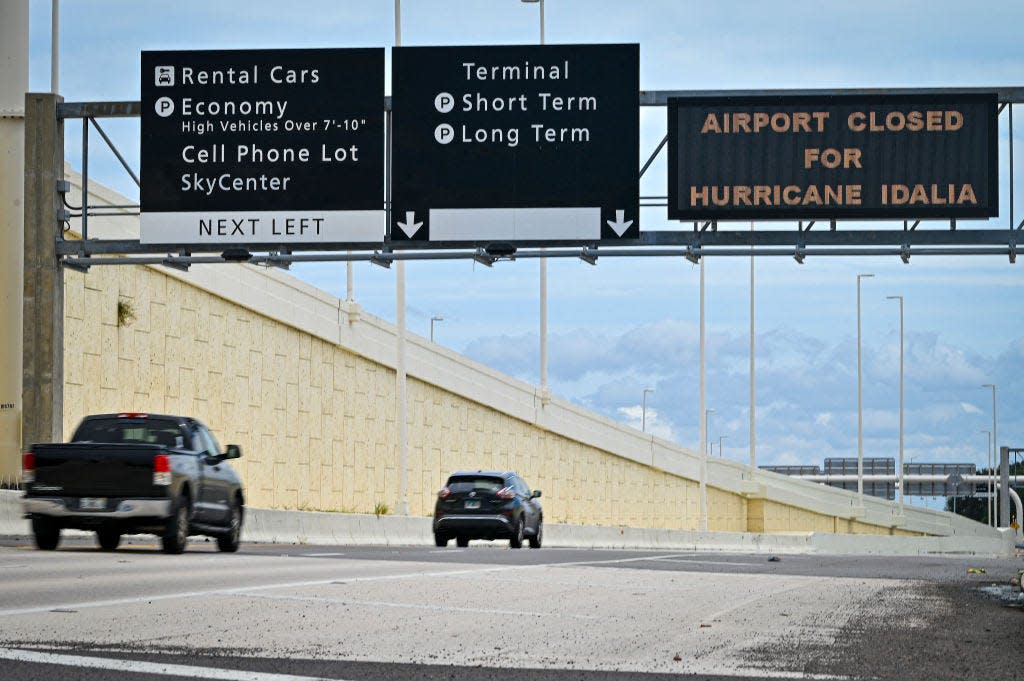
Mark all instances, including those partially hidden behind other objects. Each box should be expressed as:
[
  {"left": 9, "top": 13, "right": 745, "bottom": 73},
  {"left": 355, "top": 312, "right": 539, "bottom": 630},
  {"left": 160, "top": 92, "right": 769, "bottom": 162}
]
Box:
[
  {"left": 496, "top": 486, "right": 515, "bottom": 500},
  {"left": 438, "top": 486, "right": 452, "bottom": 499},
  {"left": 117, "top": 412, "right": 149, "bottom": 419},
  {"left": 22, "top": 452, "right": 35, "bottom": 484},
  {"left": 153, "top": 454, "right": 171, "bottom": 486}
]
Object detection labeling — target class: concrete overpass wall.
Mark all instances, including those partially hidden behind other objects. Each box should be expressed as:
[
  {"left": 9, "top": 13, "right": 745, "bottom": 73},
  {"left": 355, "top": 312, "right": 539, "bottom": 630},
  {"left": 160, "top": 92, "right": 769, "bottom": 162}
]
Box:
[{"left": 21, "top": 167, "right": 1001, "bottom": 540}]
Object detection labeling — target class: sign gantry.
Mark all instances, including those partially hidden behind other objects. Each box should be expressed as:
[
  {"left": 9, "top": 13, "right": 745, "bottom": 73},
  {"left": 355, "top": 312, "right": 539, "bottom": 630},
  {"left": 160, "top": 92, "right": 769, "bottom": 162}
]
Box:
[{"left": 45, "top": 44, "right": 1024, "bottom": 267}]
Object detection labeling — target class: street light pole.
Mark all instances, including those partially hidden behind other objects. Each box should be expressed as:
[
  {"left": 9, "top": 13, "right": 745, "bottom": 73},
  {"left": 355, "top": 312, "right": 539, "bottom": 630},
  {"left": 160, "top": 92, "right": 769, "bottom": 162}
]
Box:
[
  {"left": 856, "top": 273, "right": 874, "bottom": 507},
  {"left": 430, "top": 315, "right": 443, "bottom": 343},
  {"left": 718, "top": 435, "right": 728, "bottom": 458},
  {"left": 982, "top": 428, "right": 993, "bottom": 526},
  {"left": 982, "top": 383, "right": 997, "bottom": 527},
  {"left": 522, "top": 0, "right": 548, "bottom": 404},
  {"left": 642, "top": 388, "right": 654, "bottom": 433},
  {"left": 393, "top": 0, "right": 409, "bottom": 516},
  {"left": 886, "top": 295, "right": 904, "bottom": 514},
  {"left": 699, "top": 255, "right": 709, "bottom": 532},
  {"left": 749, "top": 221, "right": 756, "bottom": 469},
  {"left": 702, "top": 406, "right": 714, "bottom": 529}
]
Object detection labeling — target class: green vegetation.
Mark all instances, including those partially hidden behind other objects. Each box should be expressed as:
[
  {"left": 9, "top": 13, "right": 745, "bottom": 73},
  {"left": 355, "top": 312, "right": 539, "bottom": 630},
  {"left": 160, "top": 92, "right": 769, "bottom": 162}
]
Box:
[{"left": 116, "top": 298, "right": 136, "bottom": 327}]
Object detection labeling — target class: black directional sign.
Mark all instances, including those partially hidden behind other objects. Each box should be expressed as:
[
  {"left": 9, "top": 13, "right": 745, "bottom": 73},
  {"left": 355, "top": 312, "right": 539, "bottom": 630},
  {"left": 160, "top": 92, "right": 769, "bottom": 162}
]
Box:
[
  {"left": 141, "top": 48, "right": 384, "bottom": 245},
  {"left": 668, "top": 93, "right": 998, "bottom": 221},
  {"left": 392, "top": 44, "right": 639, "bottom": 246}
]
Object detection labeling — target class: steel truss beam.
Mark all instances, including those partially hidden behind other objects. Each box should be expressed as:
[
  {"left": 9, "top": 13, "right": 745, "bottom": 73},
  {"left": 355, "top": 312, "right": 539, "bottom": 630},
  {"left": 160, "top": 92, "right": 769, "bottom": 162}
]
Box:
[{"left": 52, "top": 87, "right": 1024, "bottom": 268}]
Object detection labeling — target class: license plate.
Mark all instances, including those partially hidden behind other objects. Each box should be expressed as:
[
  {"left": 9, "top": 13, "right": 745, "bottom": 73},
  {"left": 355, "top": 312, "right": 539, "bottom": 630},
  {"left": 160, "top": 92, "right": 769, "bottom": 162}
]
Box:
[
  {"left": 80, "top": 497, "right": 106, "bottom": 511},
  {"left": 464, "top": 499, "right": 480, "bottom": 509}
]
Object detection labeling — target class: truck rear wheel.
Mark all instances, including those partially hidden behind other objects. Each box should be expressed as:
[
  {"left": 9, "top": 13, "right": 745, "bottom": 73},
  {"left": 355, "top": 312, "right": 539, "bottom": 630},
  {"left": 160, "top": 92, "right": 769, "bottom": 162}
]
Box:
[
  {"left": 96, "top": 528, "right": 121, "bottom": 551},
  {"left": 161, "top": 495, "right": 189, "bottom": 554},
  {"left": 32, "top": 517, "right": 60, "bottom": 551}
]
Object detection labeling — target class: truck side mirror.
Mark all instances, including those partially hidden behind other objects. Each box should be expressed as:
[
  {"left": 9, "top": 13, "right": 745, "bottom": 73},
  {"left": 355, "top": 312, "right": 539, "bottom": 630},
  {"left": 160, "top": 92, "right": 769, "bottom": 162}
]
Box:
[{"left": 224, "top": 444, "right": 242, "bottom": 459}]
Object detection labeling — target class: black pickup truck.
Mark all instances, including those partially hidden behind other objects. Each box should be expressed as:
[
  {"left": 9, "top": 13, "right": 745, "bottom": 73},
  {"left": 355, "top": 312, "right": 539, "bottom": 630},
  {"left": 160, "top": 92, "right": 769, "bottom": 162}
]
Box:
[{"left": 22, "top": 413, "right": 245, "bottom": 554}]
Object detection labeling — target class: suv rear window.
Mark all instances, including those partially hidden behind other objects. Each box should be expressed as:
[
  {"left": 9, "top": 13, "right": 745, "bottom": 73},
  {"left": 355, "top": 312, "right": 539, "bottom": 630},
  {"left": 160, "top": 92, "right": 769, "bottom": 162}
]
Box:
[
  {"left": 447, "top": 476, "right": 505, "bottom": 493},
  {"left": 72, "top": 418, "right": 189, "bottom": 449}
]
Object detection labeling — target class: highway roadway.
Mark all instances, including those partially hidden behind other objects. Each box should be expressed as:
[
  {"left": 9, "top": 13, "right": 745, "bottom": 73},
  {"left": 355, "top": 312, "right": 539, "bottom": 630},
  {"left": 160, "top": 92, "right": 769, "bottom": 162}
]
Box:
[{"left": 0, "top": 537, "right": 1021, "bottom": 680}]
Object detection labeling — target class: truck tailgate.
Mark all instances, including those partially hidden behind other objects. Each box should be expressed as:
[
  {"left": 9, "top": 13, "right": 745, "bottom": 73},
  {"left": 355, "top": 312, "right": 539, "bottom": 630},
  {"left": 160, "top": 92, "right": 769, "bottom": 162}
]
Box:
[{"left": 31, "top": 443, "right": 164, "bottom": 497}]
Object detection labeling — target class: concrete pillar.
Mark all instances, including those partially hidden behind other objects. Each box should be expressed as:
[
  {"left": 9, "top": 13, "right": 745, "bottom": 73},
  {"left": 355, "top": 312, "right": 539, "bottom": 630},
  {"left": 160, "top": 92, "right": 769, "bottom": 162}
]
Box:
[
  {"left": 22, "top": 92, "right": 65, "bottom": 451},
  {"left": 0, "top": 0, "right": 29, "bottom": 484}
]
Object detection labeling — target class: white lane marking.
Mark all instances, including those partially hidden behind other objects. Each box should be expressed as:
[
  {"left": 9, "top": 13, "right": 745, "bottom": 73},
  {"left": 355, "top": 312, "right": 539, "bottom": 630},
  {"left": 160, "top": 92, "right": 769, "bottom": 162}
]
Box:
[
  {"left": 303, "top": 553, "right": 345, "bottom": 557},
  {"left": 241, "top": 592, "right": 611, "bottom": 621},
  {"left": 0, "top": 647, "right": 344, "bottom": 681},
  {"left": 0, "top": 645, "right": 849, "bottom": 681},
  {"left": 651, "top": 558, "right": 762, "bottom": 567},
  {"left": 0, "top": 553, "right": 684, "bottom": 618}
]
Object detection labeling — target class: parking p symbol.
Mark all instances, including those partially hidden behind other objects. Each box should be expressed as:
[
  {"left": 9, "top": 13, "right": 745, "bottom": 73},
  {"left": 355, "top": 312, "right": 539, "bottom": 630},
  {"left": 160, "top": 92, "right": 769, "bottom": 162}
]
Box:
[
  {"left": 155, "top": 97, "right": 175, "bottom": 117},
  {"left": 434, "top": 92, "right": 455, "bottom": 114},
  {"left": 434, "top": 123, "right": 454, "bottom": 145}
]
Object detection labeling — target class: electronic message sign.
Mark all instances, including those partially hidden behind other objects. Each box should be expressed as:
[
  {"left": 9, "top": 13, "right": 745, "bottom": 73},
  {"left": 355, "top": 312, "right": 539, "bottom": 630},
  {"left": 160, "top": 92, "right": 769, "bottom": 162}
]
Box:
[
  {"left": 141, "top": 48, "right": 384, "bottom": 245},
  {"left": 668, "top": 93, "right": 998, "bottom": 221},
  {"left": 392, "top": 44, "right": 639, "bottom": 245}
]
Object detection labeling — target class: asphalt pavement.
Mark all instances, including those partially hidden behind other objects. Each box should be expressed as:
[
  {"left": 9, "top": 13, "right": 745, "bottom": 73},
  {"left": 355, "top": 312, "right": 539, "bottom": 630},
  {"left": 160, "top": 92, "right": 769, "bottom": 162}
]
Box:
[{"left": 0, "top": 538, "right": 1021, "bottom": 680}]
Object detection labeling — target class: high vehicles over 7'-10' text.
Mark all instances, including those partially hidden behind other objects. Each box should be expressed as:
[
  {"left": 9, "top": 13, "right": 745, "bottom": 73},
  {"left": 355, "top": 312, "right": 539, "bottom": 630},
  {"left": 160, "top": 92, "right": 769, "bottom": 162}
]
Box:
[{"left": 22, "top": 413, "right": 245, "bottom": 554}]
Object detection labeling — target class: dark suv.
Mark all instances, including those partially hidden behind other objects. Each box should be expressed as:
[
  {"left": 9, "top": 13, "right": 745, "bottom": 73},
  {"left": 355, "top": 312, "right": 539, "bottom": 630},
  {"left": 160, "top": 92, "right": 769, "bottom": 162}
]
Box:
[{"left": 433, "top": 471, "right": 543, "bottom": 549}]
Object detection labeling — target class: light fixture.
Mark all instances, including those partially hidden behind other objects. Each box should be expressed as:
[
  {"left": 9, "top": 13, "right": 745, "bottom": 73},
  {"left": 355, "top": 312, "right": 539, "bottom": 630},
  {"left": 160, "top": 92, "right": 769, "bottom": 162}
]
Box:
[
  {"left": 579, "top": 247, "right": 598, "bottom": 265},
  {"left": 472, "top": 248, "right": 496, "bottom": 267},
  {"left": 369, "top": 252, "right": 392, "bottom": 269}
]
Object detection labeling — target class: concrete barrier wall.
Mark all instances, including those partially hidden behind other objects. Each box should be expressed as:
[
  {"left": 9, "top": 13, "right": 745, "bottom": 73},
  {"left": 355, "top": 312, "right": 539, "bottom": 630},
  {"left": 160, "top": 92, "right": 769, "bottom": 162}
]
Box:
[
  {"left": 1, "top": 168, "right": 1006, "bottom": 542},
  {"left": 2, "top": 491, "right": 1014, "bottom": 556}
]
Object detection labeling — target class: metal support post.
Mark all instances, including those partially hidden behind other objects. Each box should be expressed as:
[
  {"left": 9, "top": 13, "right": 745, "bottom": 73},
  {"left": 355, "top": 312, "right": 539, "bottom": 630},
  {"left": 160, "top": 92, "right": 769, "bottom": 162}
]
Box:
[{"left": 1000, "top": 445, "right": 1010, "bottom": 528}]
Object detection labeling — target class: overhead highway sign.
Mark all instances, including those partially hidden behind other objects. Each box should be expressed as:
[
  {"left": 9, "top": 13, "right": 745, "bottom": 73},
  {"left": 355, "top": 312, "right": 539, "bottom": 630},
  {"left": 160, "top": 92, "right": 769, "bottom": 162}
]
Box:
[
  {"left": 668, "top": 93, "right": 998, "bottom": 221},
  {"left": 140, "top": 48, "right": 385, "bottom": 245},
  {"left": 391, "top": 43, "right": 639, "bottom": 246}
]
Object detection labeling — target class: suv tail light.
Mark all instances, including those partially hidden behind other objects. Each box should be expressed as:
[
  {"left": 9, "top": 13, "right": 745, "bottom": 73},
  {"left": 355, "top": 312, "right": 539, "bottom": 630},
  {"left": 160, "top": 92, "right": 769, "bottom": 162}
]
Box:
[
  {"left": 153, "top": 454, "right": 171, "bottom": 486},
  {"left": 437, "top": 486, "right": 452, "bottom": 499},
  {"left": 496, "top": 486, "right": 515, "bottom": 500},
  {"left": 22, "top": 452, "right": 35, "bottom": 485}
]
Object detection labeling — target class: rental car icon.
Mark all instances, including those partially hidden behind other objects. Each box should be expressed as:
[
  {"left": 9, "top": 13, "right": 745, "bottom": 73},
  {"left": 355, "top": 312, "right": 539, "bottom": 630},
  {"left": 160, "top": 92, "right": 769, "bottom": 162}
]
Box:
[{"left": 155, "top": 66, "right": 174, "bottom": 86}]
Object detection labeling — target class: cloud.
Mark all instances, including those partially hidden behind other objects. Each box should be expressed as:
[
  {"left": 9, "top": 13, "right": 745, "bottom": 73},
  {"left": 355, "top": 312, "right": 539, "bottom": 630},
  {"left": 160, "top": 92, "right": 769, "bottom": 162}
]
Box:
[{"left": 465, "top": 315, "right": 1022, "bottom": 471}]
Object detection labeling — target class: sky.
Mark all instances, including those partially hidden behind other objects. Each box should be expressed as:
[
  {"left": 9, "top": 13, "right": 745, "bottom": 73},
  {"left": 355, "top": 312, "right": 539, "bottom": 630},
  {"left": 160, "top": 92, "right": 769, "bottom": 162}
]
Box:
[{"left": 23, "top": 0, "right": 1024, "bottom": 502}]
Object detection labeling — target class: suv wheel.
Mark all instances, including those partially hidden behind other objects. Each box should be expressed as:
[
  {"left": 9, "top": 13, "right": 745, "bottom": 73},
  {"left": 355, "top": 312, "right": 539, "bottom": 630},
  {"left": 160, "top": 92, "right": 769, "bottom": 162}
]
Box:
[
  {"left": 434, "top": 532, "right": 449, "bottom": 547},
  {"left": 529, "top": 520, "right": 543, "bottom": 549},
  {"left": 509, "top": 517, "right": 524, "bottom": 549},
  {"left": 456, "top": 536, "right": 470, "bottom": 548}
]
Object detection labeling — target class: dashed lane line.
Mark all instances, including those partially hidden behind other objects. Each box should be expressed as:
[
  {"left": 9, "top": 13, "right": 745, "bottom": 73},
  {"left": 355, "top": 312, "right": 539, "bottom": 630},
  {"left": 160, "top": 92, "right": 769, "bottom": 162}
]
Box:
[{"left": 0, "top": 647, "right": 344, "bottom": 681}]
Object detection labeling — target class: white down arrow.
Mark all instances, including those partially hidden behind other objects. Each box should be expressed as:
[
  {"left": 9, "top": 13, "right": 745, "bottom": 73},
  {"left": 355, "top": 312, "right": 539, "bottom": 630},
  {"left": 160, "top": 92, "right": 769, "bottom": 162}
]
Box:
[
  {"left": 396, "top": 211, "right": 423, "bottom": 238},
  {"left": 606, "top": 210, "right": 633, "bottom": 236}
]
